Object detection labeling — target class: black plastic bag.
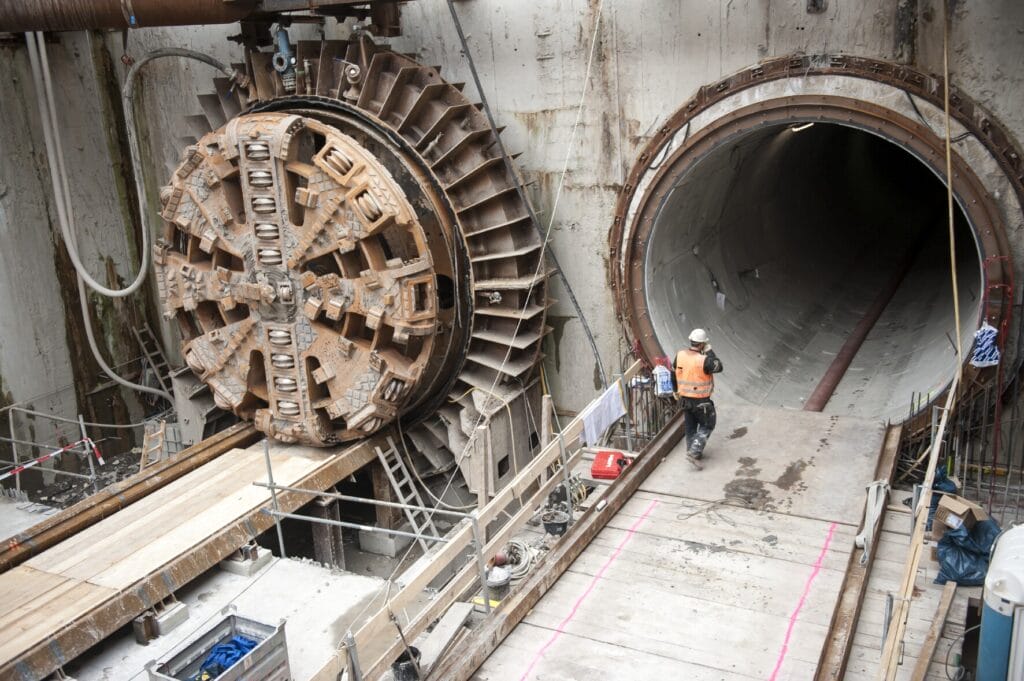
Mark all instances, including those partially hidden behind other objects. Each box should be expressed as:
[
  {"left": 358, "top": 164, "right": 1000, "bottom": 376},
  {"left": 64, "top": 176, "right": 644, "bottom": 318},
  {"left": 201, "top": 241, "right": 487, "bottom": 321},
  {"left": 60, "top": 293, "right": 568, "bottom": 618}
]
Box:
[{"left": 935, "top": 518, "right": 1002, "bottom": 586}]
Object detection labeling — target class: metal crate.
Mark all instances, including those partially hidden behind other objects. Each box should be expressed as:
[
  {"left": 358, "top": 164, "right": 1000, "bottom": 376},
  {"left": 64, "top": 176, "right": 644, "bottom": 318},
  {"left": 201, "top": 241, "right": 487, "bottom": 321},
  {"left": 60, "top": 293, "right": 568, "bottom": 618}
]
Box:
[{"left": 147, "top": 614, "right": 289, "bottom": 681}]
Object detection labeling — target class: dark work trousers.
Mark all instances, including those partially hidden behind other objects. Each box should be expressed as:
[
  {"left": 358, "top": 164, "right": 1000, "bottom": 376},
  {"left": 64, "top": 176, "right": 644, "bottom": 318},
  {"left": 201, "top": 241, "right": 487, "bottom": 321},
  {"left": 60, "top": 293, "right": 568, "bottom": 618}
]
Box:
[{"left": 680, "top": 398, "right": 717, "bottom": 457}]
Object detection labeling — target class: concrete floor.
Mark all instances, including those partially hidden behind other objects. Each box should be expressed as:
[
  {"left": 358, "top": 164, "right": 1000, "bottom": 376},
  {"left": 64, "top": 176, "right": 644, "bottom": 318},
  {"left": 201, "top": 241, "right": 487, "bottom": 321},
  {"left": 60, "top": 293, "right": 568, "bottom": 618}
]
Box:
[
  {"left": 65, "top": 557, "right": 384, "bottom": 681},
  {"left": 0, "top": 496, "right": 55, "bottom": 543},
  {"left": 474, "top": 404, "right": 886, "bottom": 680}
]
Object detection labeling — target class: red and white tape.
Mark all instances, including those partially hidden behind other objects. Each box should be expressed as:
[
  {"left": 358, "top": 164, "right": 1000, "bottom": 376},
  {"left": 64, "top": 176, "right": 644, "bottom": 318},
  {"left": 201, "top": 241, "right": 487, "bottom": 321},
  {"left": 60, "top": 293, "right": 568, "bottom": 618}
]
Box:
[{"left": 0, "top": 438, "right": 104, "bottom": 483}]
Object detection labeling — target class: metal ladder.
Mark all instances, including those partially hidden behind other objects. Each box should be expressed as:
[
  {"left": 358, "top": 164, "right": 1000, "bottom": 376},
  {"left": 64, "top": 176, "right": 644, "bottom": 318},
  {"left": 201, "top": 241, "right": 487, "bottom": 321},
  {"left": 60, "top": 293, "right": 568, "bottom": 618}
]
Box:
[
  {"left": 375, "top": 436, "right": 439, "bottom": 553},
  {"left": 132, "top": 324, "right": 173, "bottom": 396},
  {"left": 139, "top": 420, "right": 166, "bottom": 472}
]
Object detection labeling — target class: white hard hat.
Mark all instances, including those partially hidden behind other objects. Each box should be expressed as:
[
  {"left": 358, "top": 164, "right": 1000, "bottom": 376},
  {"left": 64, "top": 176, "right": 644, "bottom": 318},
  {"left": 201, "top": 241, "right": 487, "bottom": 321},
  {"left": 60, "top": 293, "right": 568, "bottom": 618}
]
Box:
[{"left": 688, "top": 328, "right": 709, "bottom": 344}]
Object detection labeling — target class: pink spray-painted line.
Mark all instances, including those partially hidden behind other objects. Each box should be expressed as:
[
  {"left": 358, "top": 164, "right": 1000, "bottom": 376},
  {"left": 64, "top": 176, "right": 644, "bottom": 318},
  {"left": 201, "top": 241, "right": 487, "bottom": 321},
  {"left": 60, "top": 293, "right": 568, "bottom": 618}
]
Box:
[
  {"left": 768, "top": 521, "right": 838, "bottom": 681},
  {"left": 518, "top": 498, "right": 660, "bottom": 681}
]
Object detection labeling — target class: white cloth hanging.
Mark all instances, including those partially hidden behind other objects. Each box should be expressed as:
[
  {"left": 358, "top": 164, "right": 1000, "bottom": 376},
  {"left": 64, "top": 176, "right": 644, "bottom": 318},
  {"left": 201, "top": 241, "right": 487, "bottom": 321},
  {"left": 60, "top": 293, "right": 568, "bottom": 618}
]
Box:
[{"left": 581, "top": 381, "right": 627, "bottom": 446}]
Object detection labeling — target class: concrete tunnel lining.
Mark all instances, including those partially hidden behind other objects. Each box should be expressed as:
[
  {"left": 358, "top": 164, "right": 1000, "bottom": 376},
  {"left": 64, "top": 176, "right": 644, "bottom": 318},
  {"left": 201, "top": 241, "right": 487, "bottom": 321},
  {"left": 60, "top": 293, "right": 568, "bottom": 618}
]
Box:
[{"left": 644, "top": 120, "right": 981, "bottom": 421}]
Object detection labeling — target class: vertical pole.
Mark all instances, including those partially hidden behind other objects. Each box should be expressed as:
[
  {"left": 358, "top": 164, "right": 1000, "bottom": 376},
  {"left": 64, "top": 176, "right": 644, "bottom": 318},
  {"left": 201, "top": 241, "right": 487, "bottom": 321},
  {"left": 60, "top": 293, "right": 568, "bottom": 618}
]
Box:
[
  {"left": 1001, "top": 377, "right": 1020, "bottom": 515},
  {"left": 79, "top": 414, "right": 98, "bottom": 494},
  {"left": 263, "top": 439, "right": 288, "bottom": 559},
  {"left": 617, "top": 375, "right": 634, "bottom": 452},
  {"left": 978, "top": 387, "right": 990, "bottom": 502},
  {"left": 473, "top": 425, "right": 489, "bottom": 510},
  {"left": 557, "top": 431, "right": 573, "bottom": 525},
  {"left": 470, "top": 514, "right": 492, "bottom": 613},
  {"left": 540, "top": 395, "right": 553, "bottom": 485},
  {"left": 345, "top": 630, "right": 364, "bottom": 681},
  {"left": 910, "top": 484, "right": 922, "bottom": 535},
  {"left": 9, "top": 408, "right": 19, "bottom": 493},
  {"left": 312, "top": 496, "right": 346, "bottom": 569}
]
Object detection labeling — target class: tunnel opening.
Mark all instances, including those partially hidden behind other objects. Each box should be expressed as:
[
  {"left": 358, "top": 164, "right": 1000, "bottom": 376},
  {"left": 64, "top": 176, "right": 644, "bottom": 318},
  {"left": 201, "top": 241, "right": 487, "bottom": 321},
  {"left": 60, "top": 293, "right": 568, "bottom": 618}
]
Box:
[{"left": 644, "top": 121, "right": 981, "bottom": 421}]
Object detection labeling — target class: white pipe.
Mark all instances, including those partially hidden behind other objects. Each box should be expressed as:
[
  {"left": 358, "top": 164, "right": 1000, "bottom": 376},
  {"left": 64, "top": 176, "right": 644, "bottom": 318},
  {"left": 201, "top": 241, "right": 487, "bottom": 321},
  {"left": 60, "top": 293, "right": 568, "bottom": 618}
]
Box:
[
  {"left": 25, "top": 32, "right": 171, "bottom": 400},
  {"left": 77, "top": 273, "right": 172, "bottom": 400},
  {"left": 33, "top": 31, "right": 149, "bottom": 298}
]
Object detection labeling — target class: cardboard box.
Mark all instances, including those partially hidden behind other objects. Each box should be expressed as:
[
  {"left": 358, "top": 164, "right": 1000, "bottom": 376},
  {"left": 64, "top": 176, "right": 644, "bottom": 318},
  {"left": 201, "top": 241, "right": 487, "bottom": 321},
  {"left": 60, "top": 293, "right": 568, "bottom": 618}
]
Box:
[{"left": 930, "top": 494, "right": 988, "bottom": 541}]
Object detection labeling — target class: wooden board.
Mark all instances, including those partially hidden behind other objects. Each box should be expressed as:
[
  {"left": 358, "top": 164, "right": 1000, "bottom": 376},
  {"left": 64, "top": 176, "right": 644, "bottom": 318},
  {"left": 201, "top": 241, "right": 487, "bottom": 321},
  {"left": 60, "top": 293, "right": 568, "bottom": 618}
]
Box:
[
  {"left": 0, "top": 437, "right": 377, "bottom": 680},
  {"left": 816, "top": 424, "right": 903, "bottom": 680},
  {"left": 843, "top": 494, "right": 976, "bottom": 681}
]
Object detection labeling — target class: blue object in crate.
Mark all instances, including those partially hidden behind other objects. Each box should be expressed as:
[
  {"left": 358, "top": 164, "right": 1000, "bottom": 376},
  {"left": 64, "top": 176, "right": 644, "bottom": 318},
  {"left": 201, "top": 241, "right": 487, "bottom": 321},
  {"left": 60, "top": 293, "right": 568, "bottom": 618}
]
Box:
[{"left": 191, "top": 636, "right": 257, "bottom": 680}]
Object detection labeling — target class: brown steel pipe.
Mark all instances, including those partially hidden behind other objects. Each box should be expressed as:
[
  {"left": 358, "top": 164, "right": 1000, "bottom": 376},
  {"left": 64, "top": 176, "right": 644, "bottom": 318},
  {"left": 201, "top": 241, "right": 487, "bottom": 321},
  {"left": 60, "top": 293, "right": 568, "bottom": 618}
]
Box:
[
  {"left": 0, "top": 0, "right": 257, "bottom": 32},
  {"left": 0, "top": 422, "right": 259, "bottom": 572},
  {"left": 803, "top": 232, "right": 928, "bottom": 412}
]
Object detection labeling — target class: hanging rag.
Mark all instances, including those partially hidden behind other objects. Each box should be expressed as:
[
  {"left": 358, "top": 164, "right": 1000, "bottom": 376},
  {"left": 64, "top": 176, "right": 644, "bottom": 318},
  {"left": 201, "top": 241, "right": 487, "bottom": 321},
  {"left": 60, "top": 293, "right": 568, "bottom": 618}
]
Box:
[
  {"left": 970, "top": 321, "right": 1001, "bottom": 368},
  {"left": 854, "top": 480, "right": 889, "bottom": 566},
  {"left": 581, "top": 380, "right": 627, "bottom": 446}
]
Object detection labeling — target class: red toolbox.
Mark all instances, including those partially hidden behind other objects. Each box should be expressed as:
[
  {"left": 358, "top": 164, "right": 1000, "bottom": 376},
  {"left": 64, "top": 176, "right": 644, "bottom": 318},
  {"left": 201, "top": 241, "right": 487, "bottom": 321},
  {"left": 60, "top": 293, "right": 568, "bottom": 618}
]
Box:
[{"left": 590, "top": 451, "right": 634, "bottom": 480}]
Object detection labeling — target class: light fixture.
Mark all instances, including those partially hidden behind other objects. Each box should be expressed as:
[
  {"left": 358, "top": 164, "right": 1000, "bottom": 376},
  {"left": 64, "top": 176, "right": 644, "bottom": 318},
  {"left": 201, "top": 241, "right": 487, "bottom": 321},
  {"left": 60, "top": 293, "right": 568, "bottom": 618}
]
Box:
[{"left": 790, "top": 122, "right": 815, "bottom": 132}]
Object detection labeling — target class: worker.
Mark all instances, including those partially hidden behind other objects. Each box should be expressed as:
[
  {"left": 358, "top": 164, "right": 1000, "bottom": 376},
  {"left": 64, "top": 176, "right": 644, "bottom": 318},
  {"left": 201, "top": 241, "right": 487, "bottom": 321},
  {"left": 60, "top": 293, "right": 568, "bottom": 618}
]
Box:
[{"left": 673, "top": 328, "right": 723, "bottom": 465}]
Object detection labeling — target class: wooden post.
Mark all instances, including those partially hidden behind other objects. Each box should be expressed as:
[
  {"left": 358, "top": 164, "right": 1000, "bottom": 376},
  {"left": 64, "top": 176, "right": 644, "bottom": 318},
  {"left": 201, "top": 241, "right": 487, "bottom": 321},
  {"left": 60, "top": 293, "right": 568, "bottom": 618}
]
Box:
[
  {"left": 370, "top": 460, "right": 401, "bottom": 529},
  {"left": 541, "top": 394, "right": 553, "bottom": 448},
  {"left": 472, "top": 424, "right": 490, "bottom": 509},
  {"left": 909, "top": 582, "right": 957, "bottom": 680},
  {"left": 311, "top": 495, "right": 346, "bottom": 569}
]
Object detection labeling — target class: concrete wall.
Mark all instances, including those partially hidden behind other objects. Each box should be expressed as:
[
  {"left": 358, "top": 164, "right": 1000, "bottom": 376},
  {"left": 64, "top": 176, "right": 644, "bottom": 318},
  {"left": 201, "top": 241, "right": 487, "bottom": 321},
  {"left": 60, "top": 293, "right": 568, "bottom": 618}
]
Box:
[
  {"left": 387, "top": 0, "right": 1024, "bottom": 410},
  {"left": 0, "top": 32, "right": 147, "bottom": 481},
  {"left": 1, "top": 0, "right": 1022, "bottom": 421}
]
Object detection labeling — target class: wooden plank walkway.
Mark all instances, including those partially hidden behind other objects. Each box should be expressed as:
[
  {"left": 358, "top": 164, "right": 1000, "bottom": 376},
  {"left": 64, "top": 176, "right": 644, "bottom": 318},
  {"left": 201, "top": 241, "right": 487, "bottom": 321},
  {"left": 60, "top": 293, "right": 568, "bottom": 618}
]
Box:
[
  {"left": 0, "top": 438, "right": 376, "bottom": 681},
  {"left": 474, "top": 405, "right": 886, "bottom": 680},
  {"left": 843, "top": 493, "right": 976, "bottom": 680}
]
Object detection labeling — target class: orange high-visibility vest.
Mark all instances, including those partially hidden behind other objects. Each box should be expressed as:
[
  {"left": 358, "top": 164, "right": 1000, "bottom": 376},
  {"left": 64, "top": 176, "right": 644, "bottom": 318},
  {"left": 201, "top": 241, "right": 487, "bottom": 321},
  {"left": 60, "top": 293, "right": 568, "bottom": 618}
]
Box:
[{"left": 675, "top": 349, "right": 713, "bottom": 398}]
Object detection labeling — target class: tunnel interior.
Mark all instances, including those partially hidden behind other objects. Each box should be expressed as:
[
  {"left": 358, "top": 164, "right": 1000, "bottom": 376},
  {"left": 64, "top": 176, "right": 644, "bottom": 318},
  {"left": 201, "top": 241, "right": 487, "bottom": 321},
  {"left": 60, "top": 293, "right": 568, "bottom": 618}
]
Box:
[{"left": 645, "top": 121, "right": 981, "bottom": 421}]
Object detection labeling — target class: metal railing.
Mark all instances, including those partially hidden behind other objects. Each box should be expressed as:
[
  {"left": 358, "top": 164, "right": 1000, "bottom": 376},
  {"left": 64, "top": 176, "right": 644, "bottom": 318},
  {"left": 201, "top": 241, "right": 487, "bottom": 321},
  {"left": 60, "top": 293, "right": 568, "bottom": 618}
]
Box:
[
  {"left": 0, "top": 402, "right": 169, "bottom": 496},
  {"left": 254, "top": 436, "right": 496, "bottom": 620},
  {"left": 607, "top": 361, "right": 677, "bottom": 451}
]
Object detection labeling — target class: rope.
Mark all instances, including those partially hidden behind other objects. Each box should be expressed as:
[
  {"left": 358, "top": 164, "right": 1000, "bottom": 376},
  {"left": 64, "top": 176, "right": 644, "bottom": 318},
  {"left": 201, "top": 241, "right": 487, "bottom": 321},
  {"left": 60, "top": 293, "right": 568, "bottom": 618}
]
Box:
[
  {"left": 943, "top": 2, "right": 963, "bottom": 378},
  {"left": 854, "top": 480, "right": 889, "bottom": 565}
]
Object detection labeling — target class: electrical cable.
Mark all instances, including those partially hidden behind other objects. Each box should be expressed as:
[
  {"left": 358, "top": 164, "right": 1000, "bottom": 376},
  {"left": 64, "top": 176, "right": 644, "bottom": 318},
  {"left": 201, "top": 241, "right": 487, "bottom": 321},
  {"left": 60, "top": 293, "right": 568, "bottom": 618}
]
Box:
[
  {"left": 382, "top": 0, "right": 610, "bottom": 548},
  {"left": 943, "top": 623, "right": 979, "bottom": 680},
  {"left": 24, "top": 32, "right": 171, "bottom": 400},
  {"left": 504, "top": 538, "right": 536, "bottom": 581},
  {"left": 445, "top": 0, "right": 609, "bottom": 390},
  {"left": 78, "top": 274, "right": 171, "bottom": 400},
  {"left": 31, "top": 31, "right": 147, "bottom": 298},
  {"left": 2, "top": 405, "right": 162, "bottom": 430},
  {"left": 396, "top": 418, "right": 475, "bottom": 512}
]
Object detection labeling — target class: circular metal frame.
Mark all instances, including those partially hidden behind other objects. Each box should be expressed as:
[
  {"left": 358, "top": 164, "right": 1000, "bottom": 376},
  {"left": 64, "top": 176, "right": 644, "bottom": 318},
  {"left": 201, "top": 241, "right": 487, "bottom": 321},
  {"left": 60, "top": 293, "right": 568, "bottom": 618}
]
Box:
[{"left": 612, "top": 56, "right": 1020, "bottom": 375}]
